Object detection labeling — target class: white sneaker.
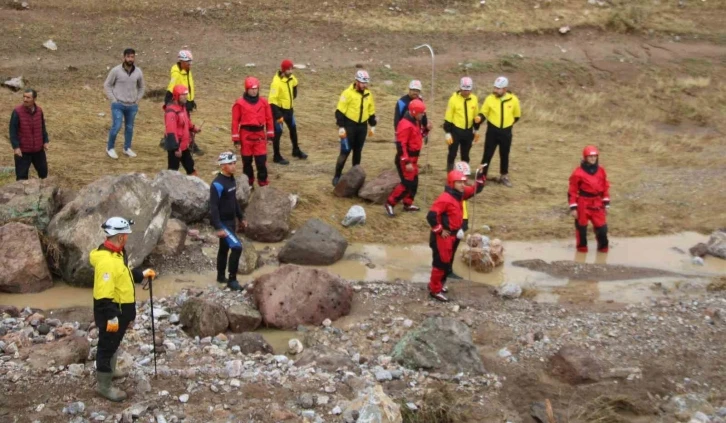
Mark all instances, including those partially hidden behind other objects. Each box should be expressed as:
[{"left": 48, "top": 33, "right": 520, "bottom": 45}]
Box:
[
  {"left": 123, "top": 149, "right": 137, "bottom": 158},
  {"left": 107, "top": 149, "right": 118, "bottom": 159}
]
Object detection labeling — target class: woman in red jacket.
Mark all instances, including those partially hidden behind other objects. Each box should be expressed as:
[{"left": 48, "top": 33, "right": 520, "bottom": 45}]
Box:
[
  {"left": 427, "top": 168, "right": 486, "bottom": 302},
  {"left": 568, "top": 145, "right": 610, "bottom": 253},
  {"left": 231, "top": 77, "right": 274, "bottom": 187},
  {"left": 163, "top": 85, "right": 200, "bottom": 175}
]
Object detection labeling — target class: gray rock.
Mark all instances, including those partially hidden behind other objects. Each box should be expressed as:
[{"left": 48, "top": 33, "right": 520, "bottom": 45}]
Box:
[
  {"left": 375, "top": 370, "right": 393, "bottom": 381},
  {"left": 301, "top": 410, "right": 316, "bottom": 419},
  {"left": 152, "top": 218, "right": 187, "bottom": 256},
  {"left": 237, "top": 236, "right": 260, "bottom": 275},
  {"left": 334, "top": 165, "right": 366, "bottom": 197},
  {"left": 66, "top": 401, "right": 86, "bottom": 415},
  {"left": 0, "top": 177, "right": 60, "bottom": 232},
  {"left": 180, "top": 298, "right": 229, "bottom": 338},
  {"left": 690, "top": 242, "right": 709, "bottom": 257},
  {"left": 27, "top": 336, "right": 90, "bottom": 370},
  {"left": 152, "top": 170, "right": 209, "bottom": 223},
  {"left": 227, "top": 333, "right": 273, "bottom": 355},
  {"left": 245, "top": 186, "right": 291, "bottom": 242},
  {"left": 498, "top": 283, "right": 522, "bottom": 299},
  {"left": 549, "top": 345, "right": 602, "bottom": 385},
  {"left": 278, "top": 219, "right": 348, "bottom": 265},
  {"left": 235, "top": 176, "right": 252, "bottom": 211},
  {"left": 295, "top": 346, "right": 354, "bottom": 372},
  {"left": 225, "top": 304, "right": 261, "bottom": 333},
  {"left": 2, "top": 76, "right": 25, "bottom": 91},
  {"left": 358, "top": 169, "right": 399, "bottom": 204},
  {"left": 343, "top": 385, "right": 402, "bottom": 423},
  {"left": 707, "top": 230, "right": 726, "bottom": 259},
  {"left": 179, "top": 394, "right": 189, "bottom": 403},
  {"left": 0, "top": 223, "right": 53, "bottom": 293},
  {"left": 298, "top": 393, "right": 314, "bottom": 409},
  {"left": 341, "top": 205, "right": 366, "bottom": 227}
]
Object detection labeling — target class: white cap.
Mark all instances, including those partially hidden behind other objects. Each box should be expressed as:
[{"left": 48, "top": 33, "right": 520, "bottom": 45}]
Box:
[
  {"left": 494, "top": 76, "right": 509, "bottom": 89},
  {"left": 460, "top": 77, "right": 473, "bottom": 91},
  {"left": 217, "top": 151, "right": 237, "bottom": 165},
  {"left": 102, "top": 217, "right": 133, "bottom": 236},
  {"left": 408, "top": 80, "right": 422, "bottom": 91}
]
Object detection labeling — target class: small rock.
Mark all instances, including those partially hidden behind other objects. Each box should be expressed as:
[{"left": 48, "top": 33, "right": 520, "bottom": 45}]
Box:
[
  {"left": 298, "top": 393, "right": 315, "bottom": 409},
  {"left": 692, "top": 412, "right": 711, "bottom": 423},
  {"left": 43, "top": 39, "right": 58, "bottom": 51},
  {"left": 245, "top": 63, "right": 256, "bottom": 67},
  {"left": 332, "top": 406, "right": 342, "bottom": 415},
  {"left": 498, "top": 283, "right": 522, "bottom": 299},
  {"left": 230, "top": 379, "right": 241, "bottom": 388},
  {"left": 403, "top": 319, "right": 413, "bottom": 328},
  {"left": 67, "top": 363, "right": 85, "bottom": 377},
  {"left": 406, "top": 402, "right": 418, "bottom": 411},
  {"left": 301, "top": 410, "right": 316, "bottom": 419},
  {"left": 559, "top": 25, "right": 571, "bottom": 34},
  {"left": 692, "top": 257, "right": 705, "bottom": 266},
  {"left": 324, "top": 386, "right": 336, "bottom": 393},
  {"left": 66, "top": 401, "right": 86, "bottom": 415},
  {"left": 169, "top": 314, "right": 180, "bottom": 324},
  {"left": 375, "top": 370, "right": 393, "bottom": 381},
  {"left": 293, "top": 64, "right": 307, "bottom": 70},
  {"left": 498, "top": 348, "right": 512, "bottom": 359},
  {"left": 288, "top": 338, "right": 304, "bottom": 355},
  {"left": 179, "top": 394, "right": 189, "bottom": 403},
  {"left": 322, "top": 318, "right": 332, "bottom": 328},
  {"left": 317, "top": 395, "right": 329, "bottom": 405}
]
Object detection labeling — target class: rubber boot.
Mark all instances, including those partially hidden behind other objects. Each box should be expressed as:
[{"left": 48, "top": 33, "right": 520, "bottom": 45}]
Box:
[
  {"left": 110, "top": 352, "right": 127, "bottom": 379},
  {"left": 96, "top": 372, "right": 127, "bottom": 402}
]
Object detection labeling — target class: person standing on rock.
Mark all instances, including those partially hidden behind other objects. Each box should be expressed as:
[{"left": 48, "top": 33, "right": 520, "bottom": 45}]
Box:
[
  {"left": 8, "top": 88, "right": 49, "bottom": 181},
  {"left": 164, "top": 49, "right": 203, "bottom": 155},
  {"left": 163, "top": 85, "right": 200, "bottom": 175},
  {"left": 568, "top": 145, "right": 610, "bottom": 253},
  {"left": 210, "top": 151, "right": 246, "bottom": 291},
  {"left": 393, "top": 80, "right": 432, "bottom": 133},
  {"left": 385, "top": 98, "right": 427, "bottom": 217},
  {"left": 231, "top": 76, "right": 275, "bottom": 188},
  {"left": 333, "top": 70, "right": 377, "bottom": 186},
  {"left": 269, "top": 59, "right": 307, "bottom": 165},
  {"left": 426, "top": 168, "right": 486, "bottom": 302},
  {"left": 476, "top": 76, "right": 521, "bottom": 187},
  {"left": 103, "top": 48, "right": 145, "bottom": 160},
  {"left": 91, "top": 217, "right": 156, "bottom": 402},
  {"left": 443, "top": 77, "right": 479, "bottom": 172}
]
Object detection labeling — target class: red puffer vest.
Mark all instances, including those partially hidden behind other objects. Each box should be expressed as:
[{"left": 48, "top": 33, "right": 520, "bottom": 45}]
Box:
[{"left": 15, "top": 105, "right": 44, "bottom": 153}]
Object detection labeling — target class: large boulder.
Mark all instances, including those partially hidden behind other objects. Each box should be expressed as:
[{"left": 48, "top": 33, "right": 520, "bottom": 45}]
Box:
[
  {"left": 343, "top": 385, "right": 402, "bottom": 423},
  {"left": 152, "top": 218, "right": 187, "bottom": 256},
  {"left": 152, "top": 170, "right": 209, "bottom": 223},
  {"left": 238, "top": 237, "right": 261, "bottom": 275},
  {"left": 0, "top": 177, "right": 60, "bottom": 232},
  {"left": 47, "top": 173, "right": 170, "bottom": 287},
  {"left": 251, "top": 265, "right": 352, "bottom": 329},
  {"left": 278, "top": 219, "right": 348, "bottom": 265},
  {"left": 358, "top": 169, "right": 399, "bottom": 204},
  {"left": 180, "top": 298, "right": 229, "bottom": 338},
  {"left": 227, "top": 333, "right": 273, "bottom": 355},
  {"left": 707, "top": 230, "right": 726, "bottom": 259},
  {"left": 27, "top": 335, "right": 90, "bottom": 370},
  {"left": 549, "top": 345, "right": 603, "bottom": 385},
  {"left": 334, "top": 165, "right": 366, "bottom": 198},
  {"left": 0, "top": 222, "right": 52, "bottom": 293},
  {"left": 226, "top": 303, "right": 262, "bottom": 333},
  {"left": 235, "top": 175, "right": 252, "bottom": 211},
  {"left": 245, "top": 187, "right": 292, "bottom": 242},
  {"left": 392, "top": 317, "right": 485, "bottom": 375}
]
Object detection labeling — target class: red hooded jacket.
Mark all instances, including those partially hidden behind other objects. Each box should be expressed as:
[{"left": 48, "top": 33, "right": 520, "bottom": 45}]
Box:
[
  {"left": 164, "top": 103, "right": 196, "bottom": 151},
  {"left": 568, "top": 163, "right": 610, "bottom": 209},
  {"left": 396, "top": 114, "right": 423, "bottom": 164},
  {"left": 231, "top": 94, "right": 274, "bottom": 144}
]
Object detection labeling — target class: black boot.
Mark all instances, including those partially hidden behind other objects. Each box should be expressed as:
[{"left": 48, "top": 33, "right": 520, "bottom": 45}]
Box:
[
  {"left": 447, "top": 272, "right": 463, "bottom": 280},
  {"left": 273, "top": 156, "right": 289, "bottom": 165},
  {"left": 192, "top": 142, "right": 204, "bottom": 156},
  {"left": 216, "top": 273, "right": 226, "bottom": 283},
  {"left": 227, "top": 279, "right": 247, "bottom": 291},
  {"left": 292, "top": 148, "right": 308, "bottom": 160}
]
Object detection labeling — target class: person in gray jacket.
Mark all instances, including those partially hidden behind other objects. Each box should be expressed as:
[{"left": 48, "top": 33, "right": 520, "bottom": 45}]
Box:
[{"left": 103, "top": 48, "right": 145, "bottom": 159}]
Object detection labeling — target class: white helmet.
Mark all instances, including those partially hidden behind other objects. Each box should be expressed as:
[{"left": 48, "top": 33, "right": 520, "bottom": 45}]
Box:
[
  {"left": 355, "top": 70, "right": 370, "bottom": 83},
  {"left": 217, "top": 151, "right": 237, "bottom": 165},
  {"left": 494, "top": 76, "right": 509, "bottom": 89},
  {"left": 102, "top": 217, "right": 133, "bottom": 236},
  {"left": 460, "top": 77, "right": 473, "bottom": 91},
  {"left": 178, "top": 50, "right": 193, "bottom": 62},
  {"left": 454, "top": 161, "right": 471, "bottom": 176},
  {"left": 408, "top": 80, "right": 422, "bottom": 91}
]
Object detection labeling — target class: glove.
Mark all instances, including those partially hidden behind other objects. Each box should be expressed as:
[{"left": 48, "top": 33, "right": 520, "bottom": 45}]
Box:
[
  {"left": 445, "top": 133, "right": 453, "bottom": 145},
  {"left": 338, "top": 127, "right": 346, "bottom": 138},
  {"left": 143, "top": 269, "right": 156, "bottom": 280},
  {"left": 106, "top": 317, "right": 119, "bottom": 333},
  {"left": 368, "top": 126, "right": 376, "bottom": 137},
  {"left": 456, "top": 229, "right": 465, "bottom": 240},
  {"left": 473, "top": 130, "right": 480, "bottom": 144},
  {"left": 276, "top": 117, "right": 284, "bottom": 124},
  {"left": 474, "top": 115, "right": 482, "bottom": 124}
]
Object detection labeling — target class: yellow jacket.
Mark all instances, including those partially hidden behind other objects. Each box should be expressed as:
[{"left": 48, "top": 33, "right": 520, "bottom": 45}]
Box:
[
  {"left": 336, "top": 84, "right": 376, "bottom": 126},
  {"left": 445, "top": 92, "right": 479, "bottom": 130},
  {"left": 269, "top": 72, "right": 298, "bottom": 110},
  {"left": 479, "top": 92, "right": 521, "bottom": 129},
  {"left": 167, "top": 64, "right": 195, "bottom": 101},
  {"left": 90, "top": 246, "right": 137, "bottom": 305}
]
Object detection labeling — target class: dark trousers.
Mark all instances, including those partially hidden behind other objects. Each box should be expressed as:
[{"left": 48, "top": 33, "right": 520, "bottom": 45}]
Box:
[
  {"left": 95, "top": 313, "right": 131, "bottom": 373},
  {"left": 167, "top": 150, "right": 195, "bottom": 175},
  {"left": 14, "top": 150, "right": 48, "bottom": 181},
  {"left": 273, "top": 109, "right": 299, "bottom": 158},
  {"left": 217, "top": 221, "right": 242, "bottom": 280},
  {"left": 481, "top": 126, "right": 513, "bottom": 176},
  {"left": 335, "top": 124, "right": 367, "bottom": 178},
  {"left": 447, "top": 127, "right": 474, "bottom": 171},
  {"left": 242, "top": 155, "right": 268, "bottom": 186}
]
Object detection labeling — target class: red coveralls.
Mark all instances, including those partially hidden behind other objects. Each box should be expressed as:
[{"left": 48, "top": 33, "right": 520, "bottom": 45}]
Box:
[
  {"left": 427, "top": 179, "right": 484, "bottom": 295},
  {"left": 231, "top": 95, "right": 274, "bottom": 186},
  {"left": 387, "top": 114, "right": 425, "bottom": 208},
  {"left": 164, "top": 103, "right": 197, "bottom": 175},
  {"left": 568, "top": 163, "right": 610, "bottom": 252}
]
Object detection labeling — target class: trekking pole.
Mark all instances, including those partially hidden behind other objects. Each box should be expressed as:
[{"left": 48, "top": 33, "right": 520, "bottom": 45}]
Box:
[
  {"left": 468, "top": 164, "right": 486, "bottom": 280},
  {"left": 414, "top": 44, "right": 434, "bottom": 206},
  {"left": 142, "top": 277, "right": 158, "bottom": 378}
]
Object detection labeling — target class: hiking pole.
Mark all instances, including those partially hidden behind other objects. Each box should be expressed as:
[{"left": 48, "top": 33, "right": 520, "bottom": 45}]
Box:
[
  {"left": 468, "top": 164, "right": 487, "bottom": 280},
  {"left": 142, "top": 277, "right": 158, "bottom": 378},
  {"left": 414, "top": 44, "right": 434, "bottom": 206}
]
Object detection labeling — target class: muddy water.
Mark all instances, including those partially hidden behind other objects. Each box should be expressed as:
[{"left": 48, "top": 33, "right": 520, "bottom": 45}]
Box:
[{"left": 1, "top": 232, "right": 723, "bottom": 311}]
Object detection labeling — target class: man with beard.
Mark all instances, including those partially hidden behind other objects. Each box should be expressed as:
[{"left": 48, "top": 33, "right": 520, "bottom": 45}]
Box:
[
  {"left": 103, "top": 48, "right": 145, "bottom": 159},
  {"left": 568, "top": 145, "right": 611, "bottom": 253},
  {"left": 9, "top": 88, "right": 50, "bottom": 180}
]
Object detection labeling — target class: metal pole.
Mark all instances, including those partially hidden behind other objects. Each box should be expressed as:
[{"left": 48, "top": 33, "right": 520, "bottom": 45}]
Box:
[{"left": 414, "top": 44, "right": 434, "bottom": 206}]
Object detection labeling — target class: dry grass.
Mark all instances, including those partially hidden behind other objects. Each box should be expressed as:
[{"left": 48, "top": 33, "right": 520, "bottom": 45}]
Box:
[
  {"left": 569, "top": 395, "right": 642, "bottom": 423},
  {"left": 400, "top": 383, "right": 473, "bottom": 423}
]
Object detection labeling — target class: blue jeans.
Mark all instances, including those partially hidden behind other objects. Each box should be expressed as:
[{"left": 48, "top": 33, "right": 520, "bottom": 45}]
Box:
[{"left": 107, "top": 103, "right": 138, "bottom": 150}]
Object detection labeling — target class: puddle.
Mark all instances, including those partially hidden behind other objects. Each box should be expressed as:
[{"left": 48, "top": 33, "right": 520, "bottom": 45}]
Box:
[
  {"left": 1, "top": 232, "right": 722, "bottom": 310},
  {"left": 256, "top": 328, "right": 298, "bottom": 355}
]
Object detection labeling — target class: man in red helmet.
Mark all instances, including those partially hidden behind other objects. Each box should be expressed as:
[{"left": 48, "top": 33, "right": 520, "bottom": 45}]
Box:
[
  {"left": 385, "top": 98, "right": 427, "bottom": 217},
  {"left": 231, "top": 77, "right": 274, "bottom": 187},
  {"left": 163, "top": 85, "right": 200, "bottom": 175},
  {"left": 568, "top": 145, "right": 610, "bottom": 253},
  {"left": 269, "top": 59, "right": 306, "bottom": 165},
  {"left": 427, "top": 168, "right": 486, "bottom": 302}
]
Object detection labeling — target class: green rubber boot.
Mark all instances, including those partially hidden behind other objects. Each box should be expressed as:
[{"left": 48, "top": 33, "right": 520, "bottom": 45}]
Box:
[
  {"left": 96, "top": 371, "right": 127, "bottom": 402},
  {"left": 110, "top": 352, "right": 127, "bottom": 379}
]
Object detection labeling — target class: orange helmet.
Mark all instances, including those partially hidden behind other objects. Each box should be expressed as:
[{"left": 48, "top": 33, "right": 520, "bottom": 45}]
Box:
[
  {"left": 582, "top": 145, "right": 599, "bottom": 158},
  {"left": 447, "top": 170, "right": 467, "bottom": 187},
  {"left": 172, "top": 84, "right": 189, "bottom": 101}
]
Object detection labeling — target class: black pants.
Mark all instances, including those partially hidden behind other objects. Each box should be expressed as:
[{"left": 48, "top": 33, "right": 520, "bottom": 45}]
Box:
[
  {"left": 447, "top": 127, "right": 474, "bottom": 171},
  {"left": 217, "top": 221, "right": 242, "bottom": 280},
  {"left": 273, "top": 109, "right": 299, "bottom": 158},
  {"left": 167, "top": 150, "right": 195, "bottom": 175},
  {"left": 94, "top": 310, "right": 132, "bottom": 373},
  {"left": 481, "top": 126, "right": 513, "bottom": 176},
  {"left": 242, "top": 155, "right": 268, "bottom": 185},
  {"left": 335, "top": 124, "right": 367, "bottom": 178},
  {"left": 14, "top": 150, "right": 48, "bottom": 181}
]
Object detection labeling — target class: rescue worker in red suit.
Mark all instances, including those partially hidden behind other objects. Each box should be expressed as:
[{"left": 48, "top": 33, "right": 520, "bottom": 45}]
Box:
[
  {"left": 231, "top": 77, "right": 274, "bottom": 187},
  {"left": 427, "top": 169, "right": 486, "bottom": 302},
  {"left": 163, "top": 85, "right": 200, "bottom": 175},
  {"left": 568, "top": 145, "right": 610, "bottom": 253},
  {"left": 385, "top": 99, "right": 428, "bottom": 217}
]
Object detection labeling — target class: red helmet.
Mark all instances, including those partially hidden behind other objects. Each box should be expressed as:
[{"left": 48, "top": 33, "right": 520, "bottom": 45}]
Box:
[
  {"left": 281, "top": 59, "right": 293, "bottom": 71},
  {"left": 408, "top": 99, "right": 426, "bottom": 117},
  {"left": 245, "top": 76, "right": 260, "bottom": 91},
  {"left": 582, "top": 145, "right": 599, "bottom": 158},
  {"left": 172, "top": 84, "right": 189, "bottom": 101},
  {"left": 447, "top": 170, "right": 467, "bottom": 187}
]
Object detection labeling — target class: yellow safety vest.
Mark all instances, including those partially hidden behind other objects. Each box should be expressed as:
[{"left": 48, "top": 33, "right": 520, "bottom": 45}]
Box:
[
  {"left": 167, "top": 64, "right": 195, "bottom": 101},
  {"left": 269, "top": 72, "right": 298, "bottom": 110},
  {"left": 445, "top": 92, "right": 479, "bottom": 130},
  {"left": 480, "top": 92, "right": 521, "bottom": 129},
  {"left": 90, "top": 247, "right": 136, "bottom": 305},
  {"left": 336, "top": 84, "right": 376, "bottom": 124}
]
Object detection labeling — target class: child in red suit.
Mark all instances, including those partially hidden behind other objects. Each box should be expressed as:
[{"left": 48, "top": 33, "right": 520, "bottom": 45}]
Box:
[{"left": 568, "top": 145, "right": 611, "bottom": 252}]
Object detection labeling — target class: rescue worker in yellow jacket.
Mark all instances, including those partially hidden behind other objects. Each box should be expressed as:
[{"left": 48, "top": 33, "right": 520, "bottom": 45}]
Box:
[
  {"left": 269, "top": 59, "right": 307, "bottom": 165},
  {"left": 443, "top": 77, "right": 480, "bottom": 172},
  {"left": 91, "top": 217, "right": 156, "bottom": 402},
  {"left": 333, "top": 70, "right": 377, "bottom": 186},
  {"left": 162, "top": 49, "right": 203, "bottom": 155},
  {"left": 475, "top": 76, "right": 521, "bottom": 187}
]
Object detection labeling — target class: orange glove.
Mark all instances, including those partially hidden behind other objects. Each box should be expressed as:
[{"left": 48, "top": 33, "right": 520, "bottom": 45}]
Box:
[
  {"left": 277, "top": 117, "right": 284, "bottom": 124},
  {"left": 143, "top": 269, "right": 156, "bottom": 280},
  {"left": 368, "top": 126, "right": 376, "bottom": 137},
  {"left": 106, "top": 317, "right": 119, "bottom": 333},
  {"left": 474, "top": 115, "right": 483, "bottom": 124}
]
